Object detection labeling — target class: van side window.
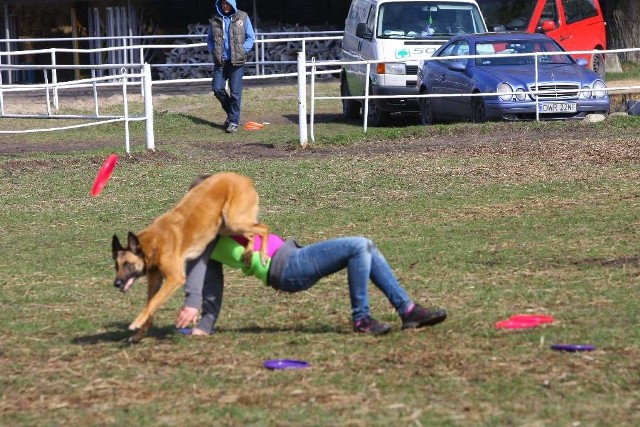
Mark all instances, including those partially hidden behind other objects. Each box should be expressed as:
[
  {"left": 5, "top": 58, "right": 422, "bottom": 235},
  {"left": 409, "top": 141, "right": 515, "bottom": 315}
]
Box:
[{"left": 562, "top": 0, "right": 598, "bottom": 24}]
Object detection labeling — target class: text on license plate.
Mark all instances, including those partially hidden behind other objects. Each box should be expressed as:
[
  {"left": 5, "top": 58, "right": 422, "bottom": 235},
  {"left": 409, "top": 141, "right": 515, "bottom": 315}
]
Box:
[{"left": 539, "top": 102, "right": 577, "bottom": 113}]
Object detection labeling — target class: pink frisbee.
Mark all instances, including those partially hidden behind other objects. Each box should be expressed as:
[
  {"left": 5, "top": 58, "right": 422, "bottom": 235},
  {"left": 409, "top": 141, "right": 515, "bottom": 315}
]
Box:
[
  {"left": 495, "top": 319, "right": 541, "bottom": 329},
  {"left": 510, "top": 314, "right": 554, "bottom": 324},
  {"left": 91, "top": 153, "right": 118, "bottom": 197}
]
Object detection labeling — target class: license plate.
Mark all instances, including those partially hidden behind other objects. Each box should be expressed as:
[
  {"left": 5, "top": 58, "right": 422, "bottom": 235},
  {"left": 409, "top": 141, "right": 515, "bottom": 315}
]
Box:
[{"left": 539, "top": 102, "right": 577, "bottom": 113}]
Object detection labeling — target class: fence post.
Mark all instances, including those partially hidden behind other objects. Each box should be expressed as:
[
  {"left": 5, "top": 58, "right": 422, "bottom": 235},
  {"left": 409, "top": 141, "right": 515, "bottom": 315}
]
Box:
[
  {"left": 143, "top": 63, "right": 155, "bottom": 151},
  {"left": 297, "top": 51, "right": 308, "bottom": 148}
]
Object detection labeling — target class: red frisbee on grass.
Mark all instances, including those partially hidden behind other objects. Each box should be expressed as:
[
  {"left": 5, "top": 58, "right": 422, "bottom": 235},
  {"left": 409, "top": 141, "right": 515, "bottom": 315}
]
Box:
[
  {"left": 495, "top": 314, "right": 554, "bottom": 330},
  {"left": 91, "top": 154, "right": 118, "bottom": 197},
  {"left": 509, "top": 314, "right": 554, "bottom": 324},
  {"left": 495, "top": 319, "right": 541, "bottom": 329}
]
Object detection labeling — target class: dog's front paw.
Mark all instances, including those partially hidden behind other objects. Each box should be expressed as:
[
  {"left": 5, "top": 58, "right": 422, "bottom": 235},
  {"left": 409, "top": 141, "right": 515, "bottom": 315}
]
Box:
[
  {"left": 129, "top": 314, "right": 147, "bottom": 331},
  {"left": 125, "top": 334, "right": 143, "bottom": 344}
]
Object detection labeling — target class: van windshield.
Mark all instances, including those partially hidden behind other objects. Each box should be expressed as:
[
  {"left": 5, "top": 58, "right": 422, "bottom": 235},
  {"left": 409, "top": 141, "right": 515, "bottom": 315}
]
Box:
[
  {"left": 475, "top": 0, "right": 538, "bottom": 31},
  {"left": 377, "top": 2, "right": 487, "bottom": 39}
]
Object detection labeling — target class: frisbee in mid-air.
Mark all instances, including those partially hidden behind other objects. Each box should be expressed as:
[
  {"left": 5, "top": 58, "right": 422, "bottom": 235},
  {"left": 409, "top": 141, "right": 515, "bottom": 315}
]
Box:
[
  {"left": 551, "top": 344, "right": 596, "bottom": 352},
  {"left": 263, "top": 359, "right": 310, "bottom": 370},
  {"left": 91, "top": 153, "right": 118, "bottom": 197}
]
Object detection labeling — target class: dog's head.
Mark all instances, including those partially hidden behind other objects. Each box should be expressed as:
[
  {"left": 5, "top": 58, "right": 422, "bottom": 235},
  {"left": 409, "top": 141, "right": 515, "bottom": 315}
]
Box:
[{"left": 112, "top": 232, "right": 146, "bottom": 292}]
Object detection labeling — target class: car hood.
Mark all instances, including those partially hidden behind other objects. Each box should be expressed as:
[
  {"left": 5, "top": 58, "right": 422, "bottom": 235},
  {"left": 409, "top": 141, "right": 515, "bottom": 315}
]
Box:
[{"left": 477, "top": 64, "right": 597, "bottom": 86}]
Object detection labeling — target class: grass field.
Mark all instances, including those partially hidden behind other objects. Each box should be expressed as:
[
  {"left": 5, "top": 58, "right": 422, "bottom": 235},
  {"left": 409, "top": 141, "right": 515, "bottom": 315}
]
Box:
[{"left": 1, "top": 81, "right": 640, "bottom": 426}]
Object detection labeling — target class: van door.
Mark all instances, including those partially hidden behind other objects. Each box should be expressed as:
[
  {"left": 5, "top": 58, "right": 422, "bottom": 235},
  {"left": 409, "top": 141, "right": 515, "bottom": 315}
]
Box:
[
  {"left": 555, "top": 0, "right": 604, "bottom": 65},
  {"left": 342, "top": 0, "right": 376, "bottom": 98},
  {"left": 533, "top": 1, "right": 571, "bottom": 53}
]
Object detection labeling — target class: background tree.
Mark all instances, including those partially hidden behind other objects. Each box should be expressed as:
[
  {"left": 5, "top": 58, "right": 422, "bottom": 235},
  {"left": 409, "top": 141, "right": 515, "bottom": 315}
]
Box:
[{"left": 601, "top": 0, "right": 640, "bottom": 62}]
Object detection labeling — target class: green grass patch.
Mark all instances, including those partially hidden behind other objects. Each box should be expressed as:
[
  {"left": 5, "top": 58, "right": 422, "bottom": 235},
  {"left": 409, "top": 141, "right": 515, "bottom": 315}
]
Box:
[{"left": 1, "top": 82, "right": 640, "bottom": 426}]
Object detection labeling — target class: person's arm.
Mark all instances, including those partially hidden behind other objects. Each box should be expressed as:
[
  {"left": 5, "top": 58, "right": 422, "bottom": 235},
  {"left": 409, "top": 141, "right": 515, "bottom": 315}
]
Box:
[
  {"left": 207, "top": 23, "right": 214, "bottom": 54},
  {"left": 244, "top": 16, "right": 255, "bottom": 53},
  {"left": 177, "top": 240, "right": 218, "bottom": 329}
]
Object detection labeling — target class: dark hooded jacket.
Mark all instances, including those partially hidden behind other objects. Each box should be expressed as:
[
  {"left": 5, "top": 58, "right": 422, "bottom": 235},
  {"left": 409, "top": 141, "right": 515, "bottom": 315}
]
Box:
[{"left": 207, "top": 0, "right": 255, "bottom": 66}]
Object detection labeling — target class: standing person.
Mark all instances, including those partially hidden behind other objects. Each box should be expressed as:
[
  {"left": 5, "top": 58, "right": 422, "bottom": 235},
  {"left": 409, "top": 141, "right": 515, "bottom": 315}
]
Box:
[
  {"left": 207, "top": 0, "right": 255, "bottom": 133},
  {"left": 176, "top": 175, "right": 447, "bottom": 337}
]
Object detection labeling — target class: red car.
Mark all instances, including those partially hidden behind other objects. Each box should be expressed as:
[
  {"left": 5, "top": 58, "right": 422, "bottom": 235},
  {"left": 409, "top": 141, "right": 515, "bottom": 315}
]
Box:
[{"left": 477, "top": 0, "right": 607, "bottom": 76}]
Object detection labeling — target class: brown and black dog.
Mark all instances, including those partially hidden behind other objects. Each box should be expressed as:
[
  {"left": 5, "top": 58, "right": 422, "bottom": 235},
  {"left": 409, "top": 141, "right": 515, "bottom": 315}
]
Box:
[{"left": 112, "top": 172, "right": 269, "bottom": 343}]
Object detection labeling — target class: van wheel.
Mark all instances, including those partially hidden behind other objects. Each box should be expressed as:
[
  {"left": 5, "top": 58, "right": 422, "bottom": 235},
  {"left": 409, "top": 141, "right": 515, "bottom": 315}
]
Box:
[
  {"left": 590, "top": 53, "right": 605, "bottom": 77},
  {"left": 367, "top": 99, "right": 389, "bottom": 127},
  {"left": 472, "top": 98, "right": 486, "bottom": 123},
  {"left": 419, "top": 92, "right": 434, "bottom": 125},
  {"left": 340, "top": 78, "right": 361, "bottom": 119}
]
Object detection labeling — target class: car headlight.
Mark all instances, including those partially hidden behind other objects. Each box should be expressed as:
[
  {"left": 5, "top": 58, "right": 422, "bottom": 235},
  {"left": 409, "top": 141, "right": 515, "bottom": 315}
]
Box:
[
  {"left": 581, "top": 85, "right": 592, "bottom": 99},
  {"left": 592, "top": 79, "right": 607, "bottom": 98},
  {"left": 497, "top": 82, "right": 514, "bottom": 101},
  {"left": 378, "top": 62, "right": 406, "bottom": 75},
  {"left": 515, "top": 88, "right": 526, "bottom": 101}
]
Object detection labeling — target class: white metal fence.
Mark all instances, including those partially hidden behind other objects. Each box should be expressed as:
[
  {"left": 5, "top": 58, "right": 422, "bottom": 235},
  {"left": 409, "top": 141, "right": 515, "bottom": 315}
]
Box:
[
  {"left": 0, "top": 62, "right": 154, "bottom": 153},
  {"left": 2, "top": 34, "right": 640, "bottom": 150}
]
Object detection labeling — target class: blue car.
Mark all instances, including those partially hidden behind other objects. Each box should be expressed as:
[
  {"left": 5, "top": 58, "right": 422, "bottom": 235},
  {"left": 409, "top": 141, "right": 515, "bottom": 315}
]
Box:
[{"left": 416, "top": 32, "right": 610, "bottom": 124}]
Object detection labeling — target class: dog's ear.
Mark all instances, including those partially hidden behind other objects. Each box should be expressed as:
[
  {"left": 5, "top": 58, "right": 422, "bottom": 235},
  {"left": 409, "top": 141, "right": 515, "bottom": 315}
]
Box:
[
  {"left": 112, "top": 235, "right": 123, "bottom": 259},
  {"left": 127, "top": 232, "right": 142, "bottom": 255}
]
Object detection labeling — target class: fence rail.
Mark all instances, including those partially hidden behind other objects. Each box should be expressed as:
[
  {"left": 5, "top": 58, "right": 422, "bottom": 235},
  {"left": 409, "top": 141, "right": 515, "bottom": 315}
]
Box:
[{"left": 2, "top": 36, "right": 640, "bottom": 150}]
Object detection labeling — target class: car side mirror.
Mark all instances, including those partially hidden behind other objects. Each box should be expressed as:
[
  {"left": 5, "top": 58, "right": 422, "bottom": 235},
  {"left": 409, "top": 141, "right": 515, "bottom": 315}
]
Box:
[
  {"left": 538, "top": 20, "right": 556, "bottom": 33},
  {"left": 356, "top": 23, "right": 373, "bottom": 40},
  {"left": 448, "top": 60, "right": 467, "bottom": 72}
]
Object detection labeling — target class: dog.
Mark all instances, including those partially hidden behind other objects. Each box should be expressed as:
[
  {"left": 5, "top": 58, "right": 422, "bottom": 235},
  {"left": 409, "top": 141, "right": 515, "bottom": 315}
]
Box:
[{"left": 112, "top": 172, "right": 269, "bottom": 343}]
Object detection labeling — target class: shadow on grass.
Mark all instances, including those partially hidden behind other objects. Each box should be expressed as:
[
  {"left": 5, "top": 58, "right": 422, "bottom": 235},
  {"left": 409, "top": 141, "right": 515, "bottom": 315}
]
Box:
[
  {"left": 71, "top": 321, "right": 346, "bottom": 346},
  {"left": 221, "top": 322, "right": 347, "bottom": 335},
  {"left": 171, "top": 112, "right": 225, "bottom": 130},
  {"left": 71, "top": 322, "right": 178, "bottom": 345}
]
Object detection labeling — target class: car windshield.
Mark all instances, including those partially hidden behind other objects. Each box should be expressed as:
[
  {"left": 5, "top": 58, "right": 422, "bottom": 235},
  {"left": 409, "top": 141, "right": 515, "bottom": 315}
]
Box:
[
  {"left": 475, "top": 0, "right": 537, "bottom": 31},
  {"left": 474, "top": 39, "right": 575, "bottom": 66},
  {"left": 377, "top": 1, "right": 487, "bottom": 39}
]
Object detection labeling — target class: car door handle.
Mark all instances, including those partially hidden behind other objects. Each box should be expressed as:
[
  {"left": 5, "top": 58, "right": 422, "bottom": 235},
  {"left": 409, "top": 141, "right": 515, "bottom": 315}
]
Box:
[{"left": 560, "top": 35, "right": 571, "bottom": 41}]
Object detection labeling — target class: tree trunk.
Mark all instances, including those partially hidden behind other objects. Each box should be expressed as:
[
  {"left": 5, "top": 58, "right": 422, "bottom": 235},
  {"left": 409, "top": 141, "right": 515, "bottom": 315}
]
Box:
[{"left": 602, "top": 0, "right": 640, "bottom": 62}]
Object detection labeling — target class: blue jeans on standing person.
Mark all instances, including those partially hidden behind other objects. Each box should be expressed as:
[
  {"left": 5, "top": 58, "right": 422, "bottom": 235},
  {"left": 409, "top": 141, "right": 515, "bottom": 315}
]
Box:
[
  {"left": 212, "top": 61, "right": 245, "bottom": 126},
  {"left": 277, "top": 236, "right": 414, "bottom": 323}
]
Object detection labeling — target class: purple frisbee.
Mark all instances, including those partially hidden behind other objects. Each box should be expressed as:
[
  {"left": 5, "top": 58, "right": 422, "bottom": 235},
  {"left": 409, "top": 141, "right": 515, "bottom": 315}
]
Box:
[
  {"left": 175, "top": 327, "right": 192, "bottom": 335},
  {"left": 551, "top": 344, "right": 596, "bottom": 352},
  {"left": 263, "top": 359, "right": 310, "bottom": 370}
]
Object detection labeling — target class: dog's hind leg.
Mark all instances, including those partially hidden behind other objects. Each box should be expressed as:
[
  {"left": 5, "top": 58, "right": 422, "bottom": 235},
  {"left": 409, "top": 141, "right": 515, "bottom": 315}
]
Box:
[
  {"left": 127, "top": 268, "right": 162, "bottom": 343},
  {"left": 240, "top": 223, "right": 270, "bottom": 266}
]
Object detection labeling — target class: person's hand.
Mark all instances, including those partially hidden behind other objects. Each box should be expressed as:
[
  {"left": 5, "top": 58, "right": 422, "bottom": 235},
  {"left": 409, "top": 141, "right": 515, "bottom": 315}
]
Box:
[{"left": 176, "top": 306, "right": 200, "bottom": 328}]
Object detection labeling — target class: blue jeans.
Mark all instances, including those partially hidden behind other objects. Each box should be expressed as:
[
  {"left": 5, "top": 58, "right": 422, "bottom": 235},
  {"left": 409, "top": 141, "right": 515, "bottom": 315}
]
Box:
[
  {"left": 278, "top": 237, "right": 413, "bottom": 323},
  {"left": 212, "top": 62, "right": 245, "bottom": 125}
]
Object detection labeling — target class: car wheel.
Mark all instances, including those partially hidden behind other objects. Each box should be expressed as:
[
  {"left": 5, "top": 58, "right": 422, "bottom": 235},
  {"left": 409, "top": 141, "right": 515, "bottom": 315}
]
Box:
[
  {"left": 419, "top": 92, "right": 434, "bottom": 125},
  {"left": 367, "top": 99, "right": 389, "bottom": 127},
  {"left": 340, "top": 77, "right": 361, "bottom": 120},
  {"left": 472, "top": 98, "right": 486, "bottom": 123},
  {"left": 590, "top": 53, "right": 605, "bottom": 78}
]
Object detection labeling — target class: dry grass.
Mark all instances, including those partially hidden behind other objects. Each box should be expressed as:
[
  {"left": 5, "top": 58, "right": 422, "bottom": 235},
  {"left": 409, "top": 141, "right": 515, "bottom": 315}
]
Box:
[{"left": 1, "top": 87, "right": 640, "bottom": 426}]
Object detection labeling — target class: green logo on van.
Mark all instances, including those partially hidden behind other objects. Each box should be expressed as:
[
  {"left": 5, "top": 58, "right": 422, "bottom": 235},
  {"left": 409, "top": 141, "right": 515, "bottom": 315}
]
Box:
[{"left": 395, "top": 49, "right": 410, "bottom": 59}]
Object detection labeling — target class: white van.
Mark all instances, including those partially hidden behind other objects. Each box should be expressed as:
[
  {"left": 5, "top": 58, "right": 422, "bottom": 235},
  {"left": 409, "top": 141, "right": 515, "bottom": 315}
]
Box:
[{"left": 341, "top": 0, "right": 487, "bottom": 125}]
